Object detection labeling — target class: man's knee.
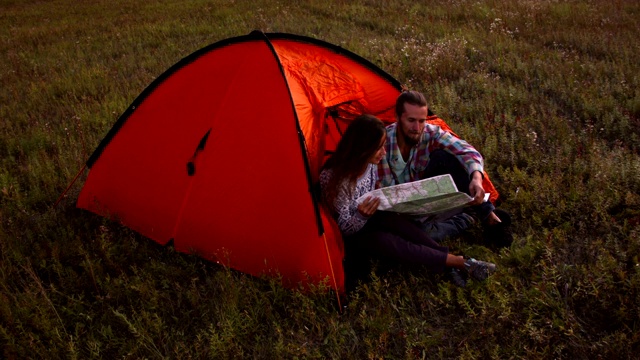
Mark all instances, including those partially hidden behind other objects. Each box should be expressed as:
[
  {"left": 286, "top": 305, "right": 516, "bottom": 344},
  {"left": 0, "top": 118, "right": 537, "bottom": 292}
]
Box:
[{"left": 423, "top": 150, "right": 469, "bottom": 189}]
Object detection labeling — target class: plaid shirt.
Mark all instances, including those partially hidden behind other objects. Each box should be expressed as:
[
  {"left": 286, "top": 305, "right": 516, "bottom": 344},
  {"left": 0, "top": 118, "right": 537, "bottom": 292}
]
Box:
[{"left": 378, "top": 123, "right": 484, "bottom": 187}]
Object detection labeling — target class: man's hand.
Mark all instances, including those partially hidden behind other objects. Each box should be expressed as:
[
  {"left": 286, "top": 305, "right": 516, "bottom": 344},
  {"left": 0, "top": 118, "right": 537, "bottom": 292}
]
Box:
[
  {"left": 357, "top": 196, "right": 380, "bottom": 217},
  {"left": 468, "top": 171, "right": 485, "bottom": 205}
]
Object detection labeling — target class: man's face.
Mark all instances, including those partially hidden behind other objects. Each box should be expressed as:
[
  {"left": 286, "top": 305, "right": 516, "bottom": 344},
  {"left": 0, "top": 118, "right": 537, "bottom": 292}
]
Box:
[{"left": 398, "top": 103, "right": 428, "bottom": 145}]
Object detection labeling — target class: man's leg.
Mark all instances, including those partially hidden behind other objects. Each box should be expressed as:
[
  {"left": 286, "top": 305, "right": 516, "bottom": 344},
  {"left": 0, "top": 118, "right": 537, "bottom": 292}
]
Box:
[
  {"left": 418, "top": 213, "right": 475, "bottom": 242},
  {"left": 422, "top": 149, "right": 512, "bottom": 247},
  {"left": 371, "top": 211, "right": 466, "bottom": 245},
  {"left": 422, "top": 149, "right": 494, "bottom": 221}
]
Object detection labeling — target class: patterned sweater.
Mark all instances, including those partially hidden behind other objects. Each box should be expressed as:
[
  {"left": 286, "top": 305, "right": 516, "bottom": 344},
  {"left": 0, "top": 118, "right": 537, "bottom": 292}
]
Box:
[{"left": 319, "top": 163, "right": 377, "bottom": 236}]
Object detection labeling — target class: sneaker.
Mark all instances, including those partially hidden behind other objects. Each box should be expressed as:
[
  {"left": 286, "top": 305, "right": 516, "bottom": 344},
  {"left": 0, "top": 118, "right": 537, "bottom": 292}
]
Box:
[
  {"left": 448, "top": 268, "right": 467, "bottom": 288},
  {"left": 464, "top": 258, "right": 497, "bottom": 281}
]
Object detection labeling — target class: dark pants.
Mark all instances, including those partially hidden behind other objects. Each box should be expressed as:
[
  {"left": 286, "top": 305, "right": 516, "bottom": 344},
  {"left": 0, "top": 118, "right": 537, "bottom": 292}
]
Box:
[
  {"left": 420, "top": 150, "right": 513, "bottom": 249},
  {"left": 343, "top": 211, "right": 449, "bottom": 293}
]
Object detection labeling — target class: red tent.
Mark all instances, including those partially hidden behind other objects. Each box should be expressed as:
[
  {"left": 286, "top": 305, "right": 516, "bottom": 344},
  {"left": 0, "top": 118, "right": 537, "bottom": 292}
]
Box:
[{"left": 77, "top": 31, "right": 499, "bottom": 295}]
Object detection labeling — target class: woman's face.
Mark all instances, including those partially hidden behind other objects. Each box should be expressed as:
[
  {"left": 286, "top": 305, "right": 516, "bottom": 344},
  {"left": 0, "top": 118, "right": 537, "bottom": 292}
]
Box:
[{"left": 367, "top": 133, "right": 387, "bottom": 164}]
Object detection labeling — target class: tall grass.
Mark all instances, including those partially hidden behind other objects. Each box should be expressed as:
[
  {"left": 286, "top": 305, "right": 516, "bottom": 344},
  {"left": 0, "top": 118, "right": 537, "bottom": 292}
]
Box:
[{"left": 2, "top": 0, "right": 639, "bottom": 358}]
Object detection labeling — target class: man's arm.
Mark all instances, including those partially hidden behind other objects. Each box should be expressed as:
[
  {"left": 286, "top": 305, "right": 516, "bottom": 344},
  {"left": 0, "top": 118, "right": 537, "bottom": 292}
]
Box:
[
  {"left": 425, "top": 124, "right": 486, "bottom": 203},
  {"left": 468, "top": 170, "right": 485, "bottom": 205},
  {"left": 377, "top": 154, "right": 395, "bottom": 188},
  {"left": 377, "top": 125, "right": 396, "bottom": 188},
  {"left": 426, "top": 124, "right": 484, "bottom": 177}
]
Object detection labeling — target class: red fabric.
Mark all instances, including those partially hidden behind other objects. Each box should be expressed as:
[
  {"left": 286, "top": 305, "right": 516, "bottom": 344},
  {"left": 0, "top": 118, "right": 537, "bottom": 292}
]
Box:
[
  {"left": 77, "top": 39, "right": 345, "bottom": 291},
  {"left": 77, "top": 34, "right": 499, "bottom": 295},
  {"left": 272, "top": 40, "right": 399, "bottom": 180}
]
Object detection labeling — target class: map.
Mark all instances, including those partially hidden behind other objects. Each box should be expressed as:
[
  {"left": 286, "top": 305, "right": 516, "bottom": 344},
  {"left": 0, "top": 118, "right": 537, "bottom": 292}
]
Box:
[{"left": 355, "top": 174, "right": 476, "bottom": 216}]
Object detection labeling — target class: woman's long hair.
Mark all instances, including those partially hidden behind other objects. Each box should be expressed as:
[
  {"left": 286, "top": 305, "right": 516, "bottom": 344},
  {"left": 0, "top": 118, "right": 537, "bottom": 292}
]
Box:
[{"left": 322, "top": 114, "right": 386, "bottom": 210}]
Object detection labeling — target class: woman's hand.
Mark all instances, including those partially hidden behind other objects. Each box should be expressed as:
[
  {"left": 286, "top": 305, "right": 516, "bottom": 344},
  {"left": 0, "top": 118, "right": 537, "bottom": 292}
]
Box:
[{"left": 357, "top": 196, "right": 380, "bottom": 217}]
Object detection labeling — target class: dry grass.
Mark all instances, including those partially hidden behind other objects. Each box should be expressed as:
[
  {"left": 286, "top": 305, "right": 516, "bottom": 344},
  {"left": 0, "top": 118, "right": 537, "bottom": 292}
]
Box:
[{"left": 1, "top": 0, "right": 639, "bottom": 358}]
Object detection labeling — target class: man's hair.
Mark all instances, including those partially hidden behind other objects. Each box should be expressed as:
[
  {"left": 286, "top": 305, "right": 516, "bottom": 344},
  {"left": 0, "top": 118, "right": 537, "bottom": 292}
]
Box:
[{"left": 395, "top": 90, "right": 428, "bottom": 119}]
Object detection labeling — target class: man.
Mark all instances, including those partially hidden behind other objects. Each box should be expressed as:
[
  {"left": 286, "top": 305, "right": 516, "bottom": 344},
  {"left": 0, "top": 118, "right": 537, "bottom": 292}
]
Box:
[{"left": 378, "top": 90, "right": 511, "bottom": 245}]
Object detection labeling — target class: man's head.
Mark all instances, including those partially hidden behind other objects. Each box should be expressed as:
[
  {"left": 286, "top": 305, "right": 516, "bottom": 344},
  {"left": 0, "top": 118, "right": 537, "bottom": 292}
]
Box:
[{"left": 395, "top": 91, "right": 428, "bottom": 146}]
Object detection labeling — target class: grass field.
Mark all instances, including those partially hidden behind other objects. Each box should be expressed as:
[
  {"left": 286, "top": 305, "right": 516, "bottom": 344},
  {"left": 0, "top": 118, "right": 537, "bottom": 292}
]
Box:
[{"left": 2, "top": 0, "right": 639, "bottom": 358}]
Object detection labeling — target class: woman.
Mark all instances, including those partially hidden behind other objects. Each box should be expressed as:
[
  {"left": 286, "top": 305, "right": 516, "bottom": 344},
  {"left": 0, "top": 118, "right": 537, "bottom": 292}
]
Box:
[{"left": 319, "top": 114, "right": 496, "bottom": 291}]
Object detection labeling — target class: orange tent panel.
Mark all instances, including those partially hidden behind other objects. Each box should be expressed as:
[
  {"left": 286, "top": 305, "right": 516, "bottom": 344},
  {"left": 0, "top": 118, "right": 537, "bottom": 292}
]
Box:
[{"left": 77, "top": 31, "right": 500, "bottom": 295}]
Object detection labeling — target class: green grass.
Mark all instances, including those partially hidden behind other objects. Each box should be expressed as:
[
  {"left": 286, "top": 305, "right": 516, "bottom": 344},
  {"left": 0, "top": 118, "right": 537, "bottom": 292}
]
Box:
[{"left": 2, "top": 0, "right": 639, "bottom": 358}]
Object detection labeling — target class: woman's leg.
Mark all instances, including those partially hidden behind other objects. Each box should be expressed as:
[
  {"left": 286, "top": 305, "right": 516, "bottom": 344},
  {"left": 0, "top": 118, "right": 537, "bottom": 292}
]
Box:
[
  {"left": 342, "top": 232, "right": 374, "bottom": 293},
  {"left": 366, "top": 230, "right": 449, "bottom": 273},
  {"left": 445, "top": 254, "right": 465, "bottom": 269}
]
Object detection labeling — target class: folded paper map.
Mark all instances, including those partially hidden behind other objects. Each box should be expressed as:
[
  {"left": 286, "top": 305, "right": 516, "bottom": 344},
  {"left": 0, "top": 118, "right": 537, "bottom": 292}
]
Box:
[{"left": 355, "top": 174, "right": 481, "bottom": 216}]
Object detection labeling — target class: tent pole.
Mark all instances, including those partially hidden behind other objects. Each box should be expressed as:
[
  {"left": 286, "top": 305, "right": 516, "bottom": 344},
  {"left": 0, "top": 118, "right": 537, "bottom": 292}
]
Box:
[
  {"left": 53, "top": 164, "right": 86, "bottom": 208},
  {"left": 254, "top": 30, "right": 326, "bottom": 235},
  {"left": 322, "top": 233, "right": 342, "bottom": 310}
]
